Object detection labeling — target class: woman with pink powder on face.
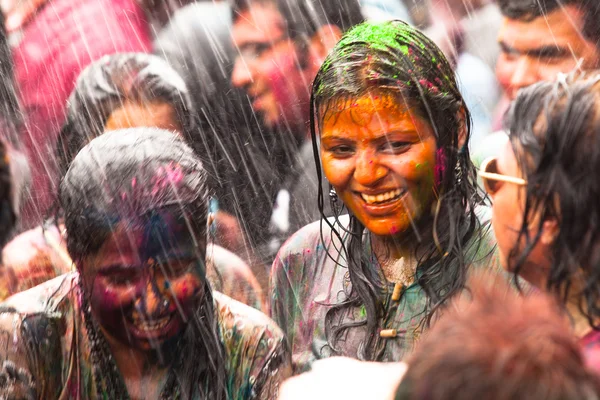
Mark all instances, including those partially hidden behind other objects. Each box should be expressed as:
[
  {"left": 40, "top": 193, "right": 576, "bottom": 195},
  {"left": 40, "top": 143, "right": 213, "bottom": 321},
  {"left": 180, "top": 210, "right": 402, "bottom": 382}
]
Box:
[{"left": 0, "top": 128, "right": 290, "bottom": 399}]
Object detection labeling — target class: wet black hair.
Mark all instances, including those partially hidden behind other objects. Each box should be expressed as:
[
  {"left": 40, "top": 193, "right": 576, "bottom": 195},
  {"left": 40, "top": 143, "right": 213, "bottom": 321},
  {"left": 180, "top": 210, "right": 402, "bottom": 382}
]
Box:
[
  {"left": 310, "top": 20, "right": 485, "bottom": 360},
  {"left": 59, "top": 127, "right": 227, "bottom": 398},
  {"left": 506, "top": 71, "right": 600, "bottom": 328},
  {"left": 0, "top": 139, "right": 15, "bottom": 253},
  {"left": 56, "top": 53, "right": 195, "bottom": 178},
  {"left": 497, "top": 0, "right": 600, "bottom": 48}
]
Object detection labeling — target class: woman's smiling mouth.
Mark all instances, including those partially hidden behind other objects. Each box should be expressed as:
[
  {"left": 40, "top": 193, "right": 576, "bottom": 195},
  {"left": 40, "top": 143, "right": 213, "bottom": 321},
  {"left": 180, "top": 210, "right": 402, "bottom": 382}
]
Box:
[{"left": 360, "top": 188, "right": 407, "bottom": 205}]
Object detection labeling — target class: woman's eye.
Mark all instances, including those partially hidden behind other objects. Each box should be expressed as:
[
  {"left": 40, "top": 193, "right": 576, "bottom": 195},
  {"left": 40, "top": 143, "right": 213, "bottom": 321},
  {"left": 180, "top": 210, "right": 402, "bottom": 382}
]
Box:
[
  {"left": 381, "top": 141, "right": 410, "bottom": 153},
  {"left": 329, "top": 145, "right": 354, "bottom": 157},
  {"left": 105, "top": 269, "right": 142, "bottom": 286}
]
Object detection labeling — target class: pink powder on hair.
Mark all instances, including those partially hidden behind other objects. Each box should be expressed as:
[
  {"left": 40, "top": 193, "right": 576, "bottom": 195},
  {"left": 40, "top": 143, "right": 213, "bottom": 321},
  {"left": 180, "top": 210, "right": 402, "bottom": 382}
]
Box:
[{"left": 435, "top": 148, "right": 446, "bottom": 187}]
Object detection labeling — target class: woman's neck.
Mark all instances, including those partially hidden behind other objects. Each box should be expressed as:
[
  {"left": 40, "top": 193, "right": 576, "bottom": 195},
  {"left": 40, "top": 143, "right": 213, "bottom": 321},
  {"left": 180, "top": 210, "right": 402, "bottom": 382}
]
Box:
[{"left": 371, "top": 232, "right": 423, "bottom": 284}]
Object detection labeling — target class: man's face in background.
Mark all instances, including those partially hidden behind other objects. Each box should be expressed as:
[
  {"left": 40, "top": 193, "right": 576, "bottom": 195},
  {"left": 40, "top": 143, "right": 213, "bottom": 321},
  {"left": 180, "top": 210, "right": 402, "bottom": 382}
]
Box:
[
  {"left": 231, "top": 3, "right": 312, "bottom": 132},
  {"left": 496, "top": 5, "right": 600, "bottom": 100}
]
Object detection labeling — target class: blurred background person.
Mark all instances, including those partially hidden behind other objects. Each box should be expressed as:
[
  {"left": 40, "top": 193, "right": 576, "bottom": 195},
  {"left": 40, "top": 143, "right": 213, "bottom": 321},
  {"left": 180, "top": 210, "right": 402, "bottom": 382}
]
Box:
[{"left": 230, "top": 0, "right": 365, "bottom": 273}]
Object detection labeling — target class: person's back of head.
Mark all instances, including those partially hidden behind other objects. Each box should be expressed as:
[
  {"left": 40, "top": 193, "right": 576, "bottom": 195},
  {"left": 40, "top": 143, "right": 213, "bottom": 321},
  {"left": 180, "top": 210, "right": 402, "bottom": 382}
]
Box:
[{"left": 395, "top": 275, "right": 600, "bottom": 400}]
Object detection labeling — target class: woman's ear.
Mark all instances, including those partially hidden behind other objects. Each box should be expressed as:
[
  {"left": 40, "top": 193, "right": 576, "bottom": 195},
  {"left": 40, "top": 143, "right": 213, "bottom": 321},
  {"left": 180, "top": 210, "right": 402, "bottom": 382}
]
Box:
[
  {"left": 308, "top": 24, "right": 343, "bottom": 70},
  {"left": 540, "top": 218, "right": 559, "bottom": 246}
]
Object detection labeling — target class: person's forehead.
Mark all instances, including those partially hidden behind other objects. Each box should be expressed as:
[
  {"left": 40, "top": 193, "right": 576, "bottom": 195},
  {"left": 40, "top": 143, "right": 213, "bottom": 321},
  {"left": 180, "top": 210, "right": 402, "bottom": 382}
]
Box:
[
  {"left": 231, "top": 3, "right": 286, "bottom": 46},
  {"left": 498, "top": 5, "right": 590, "bottom": 50}
]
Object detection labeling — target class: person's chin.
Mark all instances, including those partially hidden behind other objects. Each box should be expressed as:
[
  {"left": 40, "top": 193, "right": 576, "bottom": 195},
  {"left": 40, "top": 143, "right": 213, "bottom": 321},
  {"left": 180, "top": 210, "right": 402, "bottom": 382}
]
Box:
[{"left": 126, "top": 316, "right": 183, "bottom": 350}]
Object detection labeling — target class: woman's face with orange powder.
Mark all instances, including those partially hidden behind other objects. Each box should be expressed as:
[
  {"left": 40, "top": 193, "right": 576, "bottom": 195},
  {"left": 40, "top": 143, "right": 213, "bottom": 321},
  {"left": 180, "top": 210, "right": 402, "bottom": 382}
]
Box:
[{"left": 320, "top": 93, "right": 438, "bottom": 237}]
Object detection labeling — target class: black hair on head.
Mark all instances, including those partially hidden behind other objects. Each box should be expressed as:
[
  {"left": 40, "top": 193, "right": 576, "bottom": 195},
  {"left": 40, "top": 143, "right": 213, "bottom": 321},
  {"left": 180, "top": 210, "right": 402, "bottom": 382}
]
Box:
[
  {"left": 60, "top": 127, "right": 208, "bottom": 263},
  {"left": 310, "top": 20, "right": 485, "bottom": 361},
  {"left": 506, "top": 71, "right": 600, "bottom": 328},
  {"left": 0, "top": 138, "right": 15, "bottom": 254},
  {"left": 496, "top": 0, "right": 600, "bottom": 48},
  {"left": 59, "top": 127, "right": 227, "bottom": 399},
  {"left": 56, "top": 53, "right": 195, "bottom": 178}
]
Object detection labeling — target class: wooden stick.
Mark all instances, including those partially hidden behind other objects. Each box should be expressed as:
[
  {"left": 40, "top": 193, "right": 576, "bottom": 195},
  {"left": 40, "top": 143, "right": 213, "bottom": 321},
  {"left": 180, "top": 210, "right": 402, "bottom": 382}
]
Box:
[{"left": 380, "top": 329, "right": 397, "bottom": 338}]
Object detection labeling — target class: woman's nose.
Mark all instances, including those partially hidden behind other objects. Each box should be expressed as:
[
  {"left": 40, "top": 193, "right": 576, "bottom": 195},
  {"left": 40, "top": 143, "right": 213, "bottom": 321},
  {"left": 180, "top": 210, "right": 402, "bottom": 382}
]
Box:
[
  {"left": 135, "top": 276, "right": 169, "bottom": 318},
  {"left": 354, "top": 150, "right": 387, "bottom": 186}
]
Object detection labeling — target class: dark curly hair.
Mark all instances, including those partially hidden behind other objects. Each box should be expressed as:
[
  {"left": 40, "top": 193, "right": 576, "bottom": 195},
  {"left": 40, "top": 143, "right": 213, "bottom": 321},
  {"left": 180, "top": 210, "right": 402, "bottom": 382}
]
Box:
[
  {"left": 506, "top": 71, "right": 600, "bottom": 329},
  {"left": 310, "top": 20, "right": 486, "bottom": 360},
  {"left": 496, "top": 0, "right": 600, "bottom": 48}
]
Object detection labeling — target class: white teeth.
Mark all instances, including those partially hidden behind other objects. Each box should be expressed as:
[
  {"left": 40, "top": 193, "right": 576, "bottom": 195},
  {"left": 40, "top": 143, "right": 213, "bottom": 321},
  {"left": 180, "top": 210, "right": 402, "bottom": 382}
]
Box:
[
  {"left": 134, "top": 316, "right": 171, "bottom": 331},
  {"left": 360, "top": 189, "right": 404, "bottom": 204}
]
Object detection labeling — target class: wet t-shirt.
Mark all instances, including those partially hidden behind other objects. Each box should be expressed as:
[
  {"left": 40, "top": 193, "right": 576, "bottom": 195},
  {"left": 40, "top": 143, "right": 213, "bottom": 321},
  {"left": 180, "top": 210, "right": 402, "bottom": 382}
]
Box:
[
  {"left": 270, "top": 210, "right": 501, "bottom": 372},
  {"left": 0, "top": 273, "right": 290, "bottom": 399}
]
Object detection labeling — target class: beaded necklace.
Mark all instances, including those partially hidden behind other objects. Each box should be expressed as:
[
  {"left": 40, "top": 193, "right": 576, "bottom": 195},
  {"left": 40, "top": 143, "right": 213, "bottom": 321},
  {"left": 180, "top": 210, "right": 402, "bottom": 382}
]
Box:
[{"left": 81, "top": 292, "right": 181, "bottom": 399}]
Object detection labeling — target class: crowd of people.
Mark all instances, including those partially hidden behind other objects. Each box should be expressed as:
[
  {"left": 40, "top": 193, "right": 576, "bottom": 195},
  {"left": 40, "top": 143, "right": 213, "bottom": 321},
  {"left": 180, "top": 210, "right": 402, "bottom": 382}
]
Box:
[{"left": 0, "top": 0, "right": 598, "bottom": 398}]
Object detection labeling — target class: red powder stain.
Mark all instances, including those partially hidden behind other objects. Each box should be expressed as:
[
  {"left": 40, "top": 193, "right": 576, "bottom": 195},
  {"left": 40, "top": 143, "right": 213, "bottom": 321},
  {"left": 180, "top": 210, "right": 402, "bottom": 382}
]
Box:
[
  {"left": 390, "top": 225, "right": 399, "bottom": 234},
  {"left": 435, "top": 148, "right": 446, "bottom": 187},
  {"left": 182, "top": 285, "right": 188, "bottom": 296}
]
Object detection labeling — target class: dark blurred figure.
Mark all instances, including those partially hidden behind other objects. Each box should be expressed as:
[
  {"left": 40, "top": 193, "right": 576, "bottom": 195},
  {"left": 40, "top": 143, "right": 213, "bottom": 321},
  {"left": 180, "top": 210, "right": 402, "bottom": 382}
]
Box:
[
  {"left": 230, "top": 0, "right": 364, "bottom": 263},
  {"left": 154, "top": 2, "right": 282, "bottom": 282},
  {"left": 395, "top": 276, "right": 600, "bottom": 400},
  {"left": 0, "top": 8, "right": 28, "bottom": 246}
]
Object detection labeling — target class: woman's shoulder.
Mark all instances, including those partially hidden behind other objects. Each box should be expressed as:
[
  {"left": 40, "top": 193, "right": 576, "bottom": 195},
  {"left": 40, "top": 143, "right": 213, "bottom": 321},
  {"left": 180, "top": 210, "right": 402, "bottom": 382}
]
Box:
[
  {"left": 207, "top": 244, "right": 265, "bottom": 311},
  {"left": 0, "top": 272, "right": 78, "bottom": 316},
  {"left": 0, "top": 224, "right": 71, "bottom": 301},
  {"left": 215, "top": 291, "right": 285, "bottom": 346},
  {"left": 214, "top": 292, "right": 292, "bottom": 397},
  {"left": 275, "top": 215, "right": 350, "bottom": 261}
]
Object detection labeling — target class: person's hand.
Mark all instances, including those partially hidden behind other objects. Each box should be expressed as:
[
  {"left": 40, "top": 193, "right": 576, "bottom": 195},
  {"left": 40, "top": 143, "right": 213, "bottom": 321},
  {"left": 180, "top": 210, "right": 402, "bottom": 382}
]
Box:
[{"left": 277, "top": 357, "right": 407, "bottom": 400}]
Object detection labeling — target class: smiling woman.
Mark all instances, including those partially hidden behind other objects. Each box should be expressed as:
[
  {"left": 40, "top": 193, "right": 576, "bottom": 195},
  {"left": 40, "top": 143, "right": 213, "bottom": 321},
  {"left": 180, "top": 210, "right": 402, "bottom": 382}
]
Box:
[
  {"left": 0, "top": 128, "right": 291, "bottom": 399},
  {"left": 270, "top": 20, "right": 500, "bottom": 371}
]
